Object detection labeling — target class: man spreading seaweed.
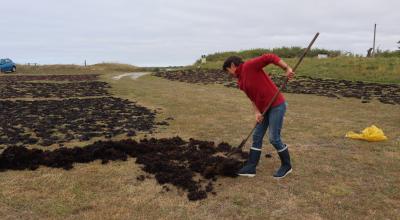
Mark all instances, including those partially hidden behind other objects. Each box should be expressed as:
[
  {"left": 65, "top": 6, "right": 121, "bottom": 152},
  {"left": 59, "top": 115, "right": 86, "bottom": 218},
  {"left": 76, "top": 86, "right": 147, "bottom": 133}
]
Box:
[{"left": 222, "top": 54, "right": 294, "bottom": 178}]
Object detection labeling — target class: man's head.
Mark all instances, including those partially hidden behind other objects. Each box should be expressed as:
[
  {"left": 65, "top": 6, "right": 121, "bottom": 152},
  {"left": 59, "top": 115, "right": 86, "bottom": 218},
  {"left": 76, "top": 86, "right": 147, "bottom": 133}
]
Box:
[{"left": 222, "top": 56, "right": 243, "bottom": 76}]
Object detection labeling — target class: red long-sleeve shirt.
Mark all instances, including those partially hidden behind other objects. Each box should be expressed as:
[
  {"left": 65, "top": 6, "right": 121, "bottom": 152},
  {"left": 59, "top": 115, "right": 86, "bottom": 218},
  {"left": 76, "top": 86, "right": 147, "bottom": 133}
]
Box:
[{"left": 235, "top": 53, "right": 285, "bottom": 113}]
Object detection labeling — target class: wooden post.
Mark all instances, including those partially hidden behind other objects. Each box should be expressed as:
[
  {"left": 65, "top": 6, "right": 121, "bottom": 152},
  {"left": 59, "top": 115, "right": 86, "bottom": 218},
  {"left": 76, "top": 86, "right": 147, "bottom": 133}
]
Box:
[{"left": 372, "top": 23, "right": 377, "bottom": 57}]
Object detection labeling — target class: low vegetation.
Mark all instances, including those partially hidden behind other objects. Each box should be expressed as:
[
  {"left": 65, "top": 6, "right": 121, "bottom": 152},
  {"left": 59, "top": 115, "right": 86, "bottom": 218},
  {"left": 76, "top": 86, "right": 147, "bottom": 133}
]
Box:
[
  {"left": 14, "top": 63, "right": 140, "bottom": 75},
  {"left": 195, "top": 56, "right": 400, "bottom": 84}
]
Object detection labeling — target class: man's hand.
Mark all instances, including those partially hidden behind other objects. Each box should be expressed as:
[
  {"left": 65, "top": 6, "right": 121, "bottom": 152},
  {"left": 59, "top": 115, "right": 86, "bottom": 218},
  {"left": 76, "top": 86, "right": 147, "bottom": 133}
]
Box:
[
  {"left": 255, "top": 112, "right": 264, "bottom": 123},
  {"left": 286, "top": 67, "right": 295, "bottom": 80},
  {"left": 277, "top": 60, "right": 295, "bottom": 80}
]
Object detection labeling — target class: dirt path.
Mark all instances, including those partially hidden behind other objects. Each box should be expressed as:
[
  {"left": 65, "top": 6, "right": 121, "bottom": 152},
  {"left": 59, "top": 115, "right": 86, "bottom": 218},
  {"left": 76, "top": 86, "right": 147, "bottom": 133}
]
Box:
[{"left": 112, "top": 72, "right": 150, "bottom": 80}]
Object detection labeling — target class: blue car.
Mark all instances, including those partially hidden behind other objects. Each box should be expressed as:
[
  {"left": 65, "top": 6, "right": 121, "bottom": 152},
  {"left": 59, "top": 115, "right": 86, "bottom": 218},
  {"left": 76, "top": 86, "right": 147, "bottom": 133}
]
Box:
[{"left": 0, "top": 58, "right": 17, "bottom": 73}]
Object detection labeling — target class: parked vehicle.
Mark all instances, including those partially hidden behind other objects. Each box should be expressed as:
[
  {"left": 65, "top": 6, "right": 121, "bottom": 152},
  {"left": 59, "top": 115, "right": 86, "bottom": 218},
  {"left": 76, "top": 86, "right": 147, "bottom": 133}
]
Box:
[{"left": 0, "top": 58, "right": 16, "bottom": 73}]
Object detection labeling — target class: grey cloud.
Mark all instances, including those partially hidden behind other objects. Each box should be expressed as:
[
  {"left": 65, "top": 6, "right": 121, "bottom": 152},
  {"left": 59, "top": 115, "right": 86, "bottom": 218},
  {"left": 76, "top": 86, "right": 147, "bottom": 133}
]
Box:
[{"left": 0, "top": 0, "right": 399, "bottom": 66}]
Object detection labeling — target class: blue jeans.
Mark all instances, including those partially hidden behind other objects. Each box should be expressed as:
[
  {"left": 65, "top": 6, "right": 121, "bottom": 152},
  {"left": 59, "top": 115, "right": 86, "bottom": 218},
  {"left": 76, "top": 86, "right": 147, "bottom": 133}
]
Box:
[{"left": 251, "top": 102, "right": 287, "bottom": 153}]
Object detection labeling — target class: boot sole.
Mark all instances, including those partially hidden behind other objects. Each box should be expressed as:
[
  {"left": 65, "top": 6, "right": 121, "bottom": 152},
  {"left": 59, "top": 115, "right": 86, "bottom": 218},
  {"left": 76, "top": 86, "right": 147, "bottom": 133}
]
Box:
[
  {"left": 238, "top": 173, "right": 256, "bottom": 177},
  {"left": 273, "top": 168, "right": 292, "bottom": 179}
]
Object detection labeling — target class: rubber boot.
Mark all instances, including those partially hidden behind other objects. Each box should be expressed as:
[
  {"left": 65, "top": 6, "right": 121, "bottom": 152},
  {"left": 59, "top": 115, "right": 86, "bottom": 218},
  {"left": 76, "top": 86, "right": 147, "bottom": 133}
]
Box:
[
  {"left": 238, "top": 149, "right": 261, "bottom": 177},
  {"left": 273, "top": 148, "right": 292, "bottom": 179}
]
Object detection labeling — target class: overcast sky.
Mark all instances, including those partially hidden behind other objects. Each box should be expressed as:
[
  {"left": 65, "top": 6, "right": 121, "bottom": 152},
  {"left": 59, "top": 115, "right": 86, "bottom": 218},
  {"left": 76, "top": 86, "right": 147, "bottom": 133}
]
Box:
[{"left": 1, "top": 0, "right": 399, "bottom": 66}]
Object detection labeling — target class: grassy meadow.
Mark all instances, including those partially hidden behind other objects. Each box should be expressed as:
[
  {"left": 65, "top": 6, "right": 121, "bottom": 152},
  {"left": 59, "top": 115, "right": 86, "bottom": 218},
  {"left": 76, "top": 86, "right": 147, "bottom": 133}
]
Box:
[
  {"left": 0, "top": 59, "right": 399, "bottom": 219},
  {"left": 14, "top": 63, "right": 141, "bottom": 75},
  {"left": 195, "top": 57, "right": 400, "bottom": 84}
]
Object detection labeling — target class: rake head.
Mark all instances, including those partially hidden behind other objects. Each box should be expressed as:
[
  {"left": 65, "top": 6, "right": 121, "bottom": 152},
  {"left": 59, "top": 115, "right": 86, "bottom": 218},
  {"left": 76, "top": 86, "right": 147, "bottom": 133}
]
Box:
[{"left": 226, "top": 139, "right": 247, "bottom": 157}]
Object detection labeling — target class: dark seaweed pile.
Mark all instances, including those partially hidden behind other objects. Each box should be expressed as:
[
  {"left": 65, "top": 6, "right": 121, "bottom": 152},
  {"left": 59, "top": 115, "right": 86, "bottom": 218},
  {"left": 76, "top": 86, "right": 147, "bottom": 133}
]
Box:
[
  {"left": 153, "top": 69, "right": 232, "bottom": 85},
  {"left": 0, "top": 137, "right": 247, "bottom": 201},
  {"left": 0, "top": 97, "right": 156, "bottom": 147},
  {"left": 0, "top": 81, "right": 111, "bottom": 98},
  {"left": 0, "top": 74, "right": 99, "bottom": 82},
  {"left": 153, "top": 70, "right": 400, "bottom": 105}
]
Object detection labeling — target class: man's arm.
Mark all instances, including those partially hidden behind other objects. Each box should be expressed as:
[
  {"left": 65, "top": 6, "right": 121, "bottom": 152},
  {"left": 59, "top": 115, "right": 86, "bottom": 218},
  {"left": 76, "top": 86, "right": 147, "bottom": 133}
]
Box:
[
  {"left": 276, "top": 59, "right": 295, "bottom": 80},
  {"left": 246, "top": 54, "right": 295, "bottom": 80},
  {"left": 246, "top": 53, "right": 281, "bottom": 70},
  {"left": 251, "top": 102, "right": 264, "bottom": 123},
  {"left": 251, "top": 102, "right": 260, "bottom": 114}
]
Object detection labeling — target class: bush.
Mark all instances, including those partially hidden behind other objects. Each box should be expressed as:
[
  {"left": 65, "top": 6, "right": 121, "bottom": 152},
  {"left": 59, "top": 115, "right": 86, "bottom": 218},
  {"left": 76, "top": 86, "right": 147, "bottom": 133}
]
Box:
[
  {"left": 375, "top": 50, "right": 400, "bottom": 58},
  {"left": 195, "top": 47, "right": 342, "bottom": 64}
]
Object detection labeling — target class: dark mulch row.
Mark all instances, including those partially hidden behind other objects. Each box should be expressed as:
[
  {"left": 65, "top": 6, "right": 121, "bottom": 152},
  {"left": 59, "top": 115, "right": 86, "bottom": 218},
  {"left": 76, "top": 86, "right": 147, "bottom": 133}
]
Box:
[
  {"left": 0, "top": 137, "right": 247, "bottom": 201},
  {"left": 0, "top": 81, "right": 111, "bottom": 98},
  {"left": 0, "top": 74, "right": 99, "bottom": 82},
  {"left": 153, "top": 69, "right": 232, "bottom": 85},
  {"left": 0, "top": 97, "right": 156, "bottom": 147},
  {"left": 153, "top": 70, "right": 400, "bottom": 105}
]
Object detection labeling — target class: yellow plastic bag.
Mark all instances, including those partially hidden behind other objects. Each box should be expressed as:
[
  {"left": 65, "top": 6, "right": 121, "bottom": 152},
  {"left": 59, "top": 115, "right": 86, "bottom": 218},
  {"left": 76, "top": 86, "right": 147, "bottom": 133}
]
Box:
[{"left": 345, "top": 125, "right": 388, "bottom": 142}]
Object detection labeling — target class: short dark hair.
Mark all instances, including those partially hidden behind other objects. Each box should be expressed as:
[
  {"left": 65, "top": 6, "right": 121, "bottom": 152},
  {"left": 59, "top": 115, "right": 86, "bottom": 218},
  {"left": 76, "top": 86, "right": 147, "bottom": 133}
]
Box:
[{"left": 222, "top": 56, "right": 244, "bottom": 71}]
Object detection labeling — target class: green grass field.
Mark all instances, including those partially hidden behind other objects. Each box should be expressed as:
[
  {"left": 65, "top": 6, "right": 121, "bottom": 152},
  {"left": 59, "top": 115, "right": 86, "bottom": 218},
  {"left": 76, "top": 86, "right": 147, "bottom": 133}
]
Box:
[
  {"left": 13, "top": 56, "right": 400, "bottom": 84},
  {"left": 196, "top": 57, "right": 400, "bottom": 84},
  {"left": 0, "top": 61, "right": 399, "bottom": 219},
  {"left": 14, "top": 63, "right": 140, "bottom": 75}
]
